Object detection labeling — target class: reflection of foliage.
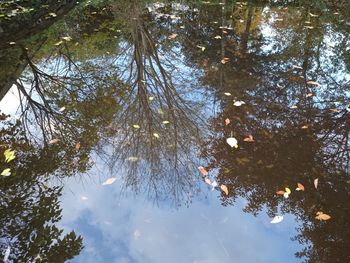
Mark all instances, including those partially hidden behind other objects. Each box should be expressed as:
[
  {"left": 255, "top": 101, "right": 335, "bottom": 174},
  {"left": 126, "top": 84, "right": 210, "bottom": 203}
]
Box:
[{"left": 0, "top": 117, "right": 83, "bottom": 262}]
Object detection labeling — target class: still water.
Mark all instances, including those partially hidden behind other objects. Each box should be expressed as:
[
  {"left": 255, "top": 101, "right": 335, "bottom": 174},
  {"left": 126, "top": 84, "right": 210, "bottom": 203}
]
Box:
[{"left": 0, "top": 0, "right": 350, "bottom": 262}]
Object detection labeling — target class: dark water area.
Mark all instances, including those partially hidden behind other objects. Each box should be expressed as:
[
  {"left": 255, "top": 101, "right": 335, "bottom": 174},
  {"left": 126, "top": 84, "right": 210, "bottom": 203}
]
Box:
[{"left": 0, "top": 0, "right": 350, "bottom": 262}]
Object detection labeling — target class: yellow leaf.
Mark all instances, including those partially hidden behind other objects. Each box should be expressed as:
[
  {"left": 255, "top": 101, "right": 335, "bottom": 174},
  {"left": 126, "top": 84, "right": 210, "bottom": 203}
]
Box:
[
  {"left": 153, "top": 133, "right": 160, "bottom": 138},
  {"left": 133, "top": 124, "right": 140, "bottom": 129},
  {"left": 162, "top": 120, "right": 170, "bottom": 124},
  {"left": 4, "top": 149, "right": 16, "bottom": 163},
  {"left": 1, "top": 168, "right": 11, "bottom": 176},
  {"left": 285, "top": 187, "right": 291, "bottom": 194},
  {"left": 220, "top": 184, "right": 229, "bottom": 195}
]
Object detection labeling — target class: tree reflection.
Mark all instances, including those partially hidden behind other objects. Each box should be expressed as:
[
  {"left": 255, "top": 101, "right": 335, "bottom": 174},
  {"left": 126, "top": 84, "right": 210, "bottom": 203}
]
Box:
[{"left": 0, "top": 115, "right": 83, "bottom": 262}]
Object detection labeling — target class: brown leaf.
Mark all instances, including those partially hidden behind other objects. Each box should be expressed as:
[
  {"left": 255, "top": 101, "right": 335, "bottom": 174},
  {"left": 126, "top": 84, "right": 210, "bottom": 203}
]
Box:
[
  {"left": 306, "top": 80, "right": 321, "bottom": 87},
  {"left": 314, "top": 178, "right": 319, "bottom": 189},
  {"left": 221, "top": 58, "right": 230, "bottom": 64},
  {"left": 296, "top": 183, "right": 305, "bottom": 191},
  {"left": 301, "top": 125, "right": 309, "bottom": 129},
  {"left": 315, "top": 211, "right": 331, "bottom": 221},
  {"left": 49, "top": 138, "right": 60, "bottom": 144},
  {"left": 306, "top": 93, "right": 313, "bottom": 98},
  {"left": 220, "top": 184, "right": 229, "bottom": 195},
  {"left": 75, "top": 142, "right": 81, "bottom": 150},
  {"left": 225, "top": 118, "right": 230, "bottom": 126},
  {"left": 198, "top": 166, "right": 208, "bottom": 177},
  {"left": 243, "top": 135, "right": 254, "bottom": 143},
  {"left": 276, "top": 190, "right": 285, "bottom": 195},
  {"left": 102, "top": 177, "right": 117, "bottom": 185}
]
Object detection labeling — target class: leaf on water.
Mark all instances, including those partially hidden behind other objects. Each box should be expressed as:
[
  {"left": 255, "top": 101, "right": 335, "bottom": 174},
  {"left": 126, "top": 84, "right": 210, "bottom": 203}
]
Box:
[
  {"left": 133, "top": 124, "right": 140, "bottom": 129},
  {"left": 3, "top": 245, "right": 10, "bottom": 262},
  {"left": 226, "top": 137, "right": 238, "bottom": 148},
  {"left": 306, "top": 80, "right": 321, "bottom": 87},
  {"left": 306, "top": 93, "right": 313, "bottom": 98},
  {"left": 290, "top": 105, "right": 298, "bottom": 109},
  {"left": 329, "top": 108, "right": 340, "bottom": 113},
  {"left": 276, "top": 190, "right": 285, "bottom": 195},
  {"left": 1, "top": 168, "right": 11, "bottom": 176},
  {"left": 198, "top": 166, "right": 208, "bottom": 177},
  {"left": 301, "top": 125, "right": 309, "bottom": 129},
  {"left": 314, "top": 178, "right": 319, "bottom": 189},
  {"left": 62, "top": 36, "right": 72, "bottom": 42},
  {"left": 233, "top": 100, "right": 245, "bottom": 107},
  {"left": 49, "top": 138, "right": 60, "bottom": 144},
  {"left": 149, "top": 96, "right": 154, "bottom": 101},
  {"left": 296, "top": 183, "right": 305, "bottom": 191},
  {"left": 270, "top": 215, "right": 283, "bottom": 224},
  {"left": 128, "top": 156, "right": 138, "bottom": 162},
  {"left": 214, "top": 35, "right": 222, "bottom": 39},
  {"left": 75, "top": 142, "right": 81, "bottom": 150},
  {"left": 285, "top": 187, "right": 291, "bottom": 194},
  {"left": 224, "top": 92, "right": 231, "bottom": 96},
  {"left": 4, "top": 149, "right": 15, "bottom": 163},
  {"left": 204, "top": 177, "right": 212, "bottom": 186},
  {"left": 243, "top": 135, "right": 254, "bottom": 143},
  {"left": 315, "top": 211, "right": 331, "bottom": 221},
  {"left": 54, "top": 40, "right": 63, "bottom": 46},
  {"left": 168, "top": 33, "right": 178, "bottom": 40},
  {"left": 153, "top": 133, "right": 160, "bottom": 138},
  {"left": 220, "top": 184, "right": 229, "bottom": 195},
  {"left": 9, "top": 42, "right": 16, "bottom": 45},
  {"left": 304, "top": 26, "right": 314, "bottom": 29},
  {"left": 221, "top": 58, "right": 229, "bottom": 64},
  {"left": 59, "top": 106, "right": 66, "bottom": 112},
  {"left": 225, "top": 118, "right": 230, "bottom": 125},
  {"left": 292, "top": 65, "right": 303, "bottom": 70},
  {"left": 102, "top": 177, "right": 117, "bottom": 185},
  {"left": 162, "top": 120, "right": 170, "bottom": 124}
]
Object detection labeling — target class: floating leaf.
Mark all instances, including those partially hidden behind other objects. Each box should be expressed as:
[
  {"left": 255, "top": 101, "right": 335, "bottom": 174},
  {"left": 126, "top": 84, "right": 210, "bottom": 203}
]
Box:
[
  {"left": 224, "top": 92, "right": 231, "bottom": 96},
  {"left": 276, "top": 190, "right": 285, "bottom": 195},
  {"left": 296, "top": 183, "right": 305, "bottom": 191},
  {"left": 198, "top": 166, "right": 208, "bottom": 176},
  {"left": 270, "top": 215, "right": 283, "bottom": 224},
  {"left": 168, "top": 33, "right": 178, "bottom": 40},
  {"left": 214, "top": 35, "right": 222, "bottom": 39},
  {"left": 102, "top": 177, "right": 117, "bottom": 185},
  {"left": 290, "top": 105, "right": 298, "bottom": 109},
  {"left": 4, "top": 149, "right": 15, "bottom": 163},
  {"left": 243, "top": 135, "right": 254, "bottom": 143},
  {"left": 220, "top": 184, "right": 229, "bottom": 195},
  {"left": 233, "top": 100, "right": 245, "bottom": 107},
  {"left": 226, "top": 137, "right": 238, "bottom": 148},
  {"left": 75, "top": 142, "right": 81, "bottom": 150},
  {"left": 306, "top": 93, "right": 313, "bottom": 98},
  {"left": 128, "top": 156, "right": 138, "bottom": 162},
  {"left": 1, "top": 168, "right": 11, "bottom": 176},
  {"left": 59, "top": 106, "right": 66, "bottom": 112},
  {"left": 301, "top": 125, "right": 309, "bottom": 129},
  {"left": 225, "top": 118, "right": 230, "bottom": 125},
  {"left": 306, "top": 80, "right": 321, "bottom": 87},
  {"left": 133, "top": 124, "right": 140, "bottom": 129},
  {"left": 153, "top": 133, "right": 160, "bottom": 138},
  {"left": 221, "top": 58, "right": 230, "bottom": 64},
  {"left": 49, "top": 138, "right": 60, "bottom": 144},
  {"left": 292, "top": 65, "right": 303, "bottom": 70},
  {"left": 314, "top": 178, "right": 319, "bottom": 189},
  {"left": 162, "top": 120, "right": 170, "bottom": 124},
  {"left": 149, "top": 96, "right": 154, "bottom": 101},
  {"left": 285, "top": 187, "right": 291, "bottom": 194},
  {"left": 315, "top": 211, "right": 331, "bottom": 221},
  {"left": 54, "top": 40, "right": 63, "bottom": 46}
]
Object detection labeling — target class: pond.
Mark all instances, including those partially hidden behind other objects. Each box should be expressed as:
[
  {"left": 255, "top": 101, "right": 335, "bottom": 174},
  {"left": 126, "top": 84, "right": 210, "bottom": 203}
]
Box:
[{"left": 0, "top": 0, "right": 350, "bottom": 262}]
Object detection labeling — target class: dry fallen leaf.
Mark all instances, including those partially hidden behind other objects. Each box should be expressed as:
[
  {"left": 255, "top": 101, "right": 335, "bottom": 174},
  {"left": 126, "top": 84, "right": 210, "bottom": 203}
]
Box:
[
  {"left": 276, "top": 190, "right": 285, "bottom": 195},
  {"left": 301, "top": 125, "right": 309, "bottom": 129},
  {"left": 198, "top": 166, "right": 208, "bottom": 177},
  {"left": 314, "top": 178, "right": 319, "bottom": 189},
  {"left": 243, "top": 135, "right": 254, "bottom": 143},
  {"left": 204, "top": 177, "right": 212, "bottom": 185},
  {"left": 315, "top": 211, "right": 331, "bottom": 221},
  {"left": 221, "top": 58, "right": 230, "bottom": 64},
  {"left": 75, "top": 142, "right": 81, "bottom": 150},
  {"left": 220, "top": 184, "right": 229, "bottom": 195},
  {"left": 49, "top": 138, "right": 60, "bottom": 144},
  {"left": 225, "top": 118, "right": 230, "bottom": 126},
  {"left": 306, "top": 80, "right": 321, "bottom": 87},
  {"left": 102, "top": 177, "right": 117, "bottom": 185},
  {"left": 168, "top": 33, "right": 178, "bottom": 40},
  {"left": 296, "top": 183, "right": 305, "bottom": 191},
  {"left": 270, "top": 215, "right": 284, "bottom": 224},
  {"left": 306, "top": 93, "right": 313, "bottom": 98},
  {"left": 224, "top": 92, "right": 231, "bottom": 96}
]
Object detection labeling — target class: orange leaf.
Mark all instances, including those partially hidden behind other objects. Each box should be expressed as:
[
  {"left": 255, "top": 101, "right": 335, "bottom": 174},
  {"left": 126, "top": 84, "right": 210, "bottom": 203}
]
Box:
[
  {"left": 276, "top": 190, "right": 285, "bottom": 195},
  {"left": 225, "top": 118, "right": 230, "bottom": 126},
  {"left": 315, "top": 211, "right": 331, "bottom": 221},
  {"left": 301, "top": 125, "right": 309, "bottom": 129},
  {"left": 296, "top": 183, "right": 305, "bottom": 191},
  {"left": 198, "top": 166, "right": 208, "bottom": 177},
  {"left": 75, "top": 142, "right": 81, "bottom": 150},
  {"left": 243, "top": 135, "right": 254, "bottom": 142},
  {"left": 220, "top": 184, "right": 229, "bottom": 195}
]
